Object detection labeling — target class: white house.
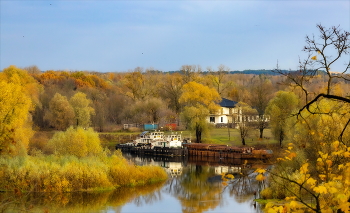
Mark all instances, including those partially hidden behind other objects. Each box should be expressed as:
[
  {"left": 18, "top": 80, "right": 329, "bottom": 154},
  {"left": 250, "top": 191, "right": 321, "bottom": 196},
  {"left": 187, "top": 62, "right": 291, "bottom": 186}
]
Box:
[
  {"left": 207, "top": 98, "right": 238, "bottom": 127},
  {"left": 207, "top": 98, "right": 269, "bottom": 128}
]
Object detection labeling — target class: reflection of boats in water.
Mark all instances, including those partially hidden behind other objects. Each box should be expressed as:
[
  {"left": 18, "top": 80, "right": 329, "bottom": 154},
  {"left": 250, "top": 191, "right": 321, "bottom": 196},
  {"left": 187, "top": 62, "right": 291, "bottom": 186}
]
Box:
[
  {"left": 165, "top": 162, "right": 183, "bottom": 177},
  {"left": 215, "top": 165, "right": 242, "bottom": 175},
  {"left": 123, "top": 153, "right": 271, "bottom": 179},
  {"left": 123, "top": 154, "right": 184, "bottom": 177}
]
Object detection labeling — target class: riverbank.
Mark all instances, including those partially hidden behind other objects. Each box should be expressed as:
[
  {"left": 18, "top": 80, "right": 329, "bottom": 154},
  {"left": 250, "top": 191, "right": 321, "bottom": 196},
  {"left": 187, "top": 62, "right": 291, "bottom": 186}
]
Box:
[{"left": 0, "top": 150, "right": 167, "bottom": 193}]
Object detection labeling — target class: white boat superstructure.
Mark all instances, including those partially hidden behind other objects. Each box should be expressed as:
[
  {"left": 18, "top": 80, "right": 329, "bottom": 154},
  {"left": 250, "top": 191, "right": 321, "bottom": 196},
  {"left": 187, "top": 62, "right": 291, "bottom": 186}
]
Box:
[
  {"left": 130, "top": 131, "right": 184, "bottom": 148},
  {"left": 163, "top": 132, "right": 182, "bottom": 148},
  {"left": 133, "top": 131, "right": 165, "bottom": 145}
]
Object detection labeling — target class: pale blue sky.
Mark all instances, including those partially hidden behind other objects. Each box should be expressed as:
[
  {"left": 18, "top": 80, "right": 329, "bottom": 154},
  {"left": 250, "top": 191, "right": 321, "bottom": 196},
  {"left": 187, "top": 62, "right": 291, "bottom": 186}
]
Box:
[{"left": 1, "top": 0, "right": 349, "bottom": 72}]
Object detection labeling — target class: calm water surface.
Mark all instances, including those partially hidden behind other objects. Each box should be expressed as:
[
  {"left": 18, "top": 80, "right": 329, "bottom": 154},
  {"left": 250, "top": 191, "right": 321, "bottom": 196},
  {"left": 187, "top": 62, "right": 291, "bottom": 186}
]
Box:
[
  {"left": 108, "top": 154, "right": 266, "bottom": 213},
  {"left": 2, "top": 155, "right": 268, "bottom": 213}
]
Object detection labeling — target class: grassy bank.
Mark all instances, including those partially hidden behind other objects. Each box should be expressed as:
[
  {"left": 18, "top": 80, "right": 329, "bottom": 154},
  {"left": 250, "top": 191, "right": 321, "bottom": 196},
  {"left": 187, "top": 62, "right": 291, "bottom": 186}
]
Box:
[{"left": 202, "top": 128, "right": 277, "bottom": 146}]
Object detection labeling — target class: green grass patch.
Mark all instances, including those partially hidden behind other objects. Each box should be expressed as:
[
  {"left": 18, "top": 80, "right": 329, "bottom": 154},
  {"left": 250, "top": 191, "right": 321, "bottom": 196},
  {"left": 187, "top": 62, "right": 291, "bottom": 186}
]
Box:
[{"left": 203, "top": 128, "right": 277, "bottom": 147}]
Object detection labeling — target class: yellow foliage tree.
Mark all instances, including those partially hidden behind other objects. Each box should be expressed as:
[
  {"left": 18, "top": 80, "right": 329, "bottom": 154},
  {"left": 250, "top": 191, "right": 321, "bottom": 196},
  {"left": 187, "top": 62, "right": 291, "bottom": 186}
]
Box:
[
  {"left": 262, "top": 24, "right": 350, "bottom": 213},
  {"left": 47, "top": 126, "right": 102, "bottom": 158},
  {"left": 265, "top": 91, "right": 299, "bottom": 147},
  {"left": 262, "top": 98, "right": 350, "bottom": 212},
  {"left": 70, "top": 92, "right": 95, "bottom": 128},
  {"left": 179, "top": 81, "right": 221, "bottom": 143},
  {"left": 264, "top": 142, "right": 350, "bottom": 213},
  {"left": 45, "top": 93, "right": 75, "bottom": 130},
  {"left": 0, "top": 66, "right": 35, "bottom": 155}
]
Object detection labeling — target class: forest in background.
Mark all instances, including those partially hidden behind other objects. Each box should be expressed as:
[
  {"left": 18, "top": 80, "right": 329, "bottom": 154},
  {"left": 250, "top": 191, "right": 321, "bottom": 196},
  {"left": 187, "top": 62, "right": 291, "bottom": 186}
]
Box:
[
  {"left": 1, "top": 63, "right": 350, "bottom": 150},
  {"left": 11, "top": 64, "right": 350, "bottom": 131}
]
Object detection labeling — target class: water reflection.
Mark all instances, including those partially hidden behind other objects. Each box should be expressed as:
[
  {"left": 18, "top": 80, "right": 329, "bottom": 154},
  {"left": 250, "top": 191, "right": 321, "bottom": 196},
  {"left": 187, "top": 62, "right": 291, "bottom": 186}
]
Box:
[
  {"left": 124, "top": 154, "right": 268, "bottom": 213},
  {"left": 1, "top": 155, "right": 268, "bottom": 213},
  {"left": 0, "top": 183, "right": 164, "bottom": 213}
]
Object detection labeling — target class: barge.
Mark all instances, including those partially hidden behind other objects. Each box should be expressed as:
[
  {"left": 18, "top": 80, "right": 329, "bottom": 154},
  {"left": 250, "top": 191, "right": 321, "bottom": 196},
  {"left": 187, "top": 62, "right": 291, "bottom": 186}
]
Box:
[
  {"left": 183, "top": 143, "right": 273, "bottom": 160},
  {"left": 116, "top": 131, "right": 273, "bottom": 160}
]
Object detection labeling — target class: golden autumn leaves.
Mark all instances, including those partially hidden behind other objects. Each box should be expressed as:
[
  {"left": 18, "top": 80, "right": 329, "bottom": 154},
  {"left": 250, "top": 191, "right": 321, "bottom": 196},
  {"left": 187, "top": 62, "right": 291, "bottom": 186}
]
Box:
[
  {"left": 0, "top": 66, "right": 36, "bottom": 155},
  {"left": 179, "top": 81, "right": 221, "bottom": 143},
  {"left": 260, "top": 142, "right": 350, "bottom": 213},
  {"left": 0, "top": 66, "right": 168, "bottom": 193}
]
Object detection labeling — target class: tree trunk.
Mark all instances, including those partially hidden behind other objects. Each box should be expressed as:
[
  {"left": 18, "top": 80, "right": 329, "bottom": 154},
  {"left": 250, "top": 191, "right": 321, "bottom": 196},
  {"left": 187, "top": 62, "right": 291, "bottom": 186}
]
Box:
[
  {"left": 279, "top": 130, "right": 284, "bottom": 148},
  {"left": 196, "top": 126, "right": 202, "bottom": 143},
  {"left": 242, "top": 137, "right": 246, "bottom": 146},
  {"left": 259, "top": 128, "right": 263, "bottom": 139}
]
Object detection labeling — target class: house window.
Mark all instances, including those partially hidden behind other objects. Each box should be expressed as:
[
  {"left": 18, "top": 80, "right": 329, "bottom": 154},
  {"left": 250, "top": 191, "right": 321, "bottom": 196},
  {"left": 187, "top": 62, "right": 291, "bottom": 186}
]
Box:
[
  {"left": 210, "top": 117, "right": 215, "bottom": 123},
  {"left": 221, "top": 117, "right": 223, "bottom": 123}
]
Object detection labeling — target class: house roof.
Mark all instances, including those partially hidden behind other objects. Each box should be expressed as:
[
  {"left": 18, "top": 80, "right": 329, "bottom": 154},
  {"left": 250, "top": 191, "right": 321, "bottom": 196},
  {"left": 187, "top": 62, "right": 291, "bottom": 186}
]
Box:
[{"left": 219, "top": 98, "right": 237, "bottom": 108}]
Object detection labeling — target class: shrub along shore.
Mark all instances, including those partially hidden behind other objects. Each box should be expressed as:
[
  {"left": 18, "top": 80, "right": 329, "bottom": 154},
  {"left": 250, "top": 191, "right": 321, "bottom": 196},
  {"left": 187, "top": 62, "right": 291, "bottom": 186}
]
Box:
[
  {"left": 0, "top": 151, "right": 167, "bottom": 192},
  {"left": 0, "top": 127, "right": 168, "bottom": 193}
]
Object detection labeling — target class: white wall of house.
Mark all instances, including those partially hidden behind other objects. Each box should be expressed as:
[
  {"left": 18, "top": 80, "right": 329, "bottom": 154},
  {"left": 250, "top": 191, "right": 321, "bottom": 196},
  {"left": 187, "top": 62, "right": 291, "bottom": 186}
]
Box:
[
  {"left": 207, "top": 105, "right": 270, "bottom": 126},
  {"left": 207, "top": 115, "right": 228, "bottom": 124},
  {"left": 207, "top": 107, "right": 239, "bottom": 124}
]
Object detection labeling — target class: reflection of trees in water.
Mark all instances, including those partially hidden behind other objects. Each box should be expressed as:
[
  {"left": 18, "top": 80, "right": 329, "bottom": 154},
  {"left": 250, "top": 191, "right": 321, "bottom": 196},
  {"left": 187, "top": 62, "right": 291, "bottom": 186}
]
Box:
[
  {"left": 165, "top": 165, "right": 224, "bottom": 213},
  {"left": 0, "top": 182, "right": 165, "bottom": 213},
  {"left": 224, "top": 168, "right": 265, "bottom": 213},
  {"left": 132, "top": 188, "right": 162, "bottom": 207},
  {"left": 226, "top": 169, "right": 257, "bottom": 199}
]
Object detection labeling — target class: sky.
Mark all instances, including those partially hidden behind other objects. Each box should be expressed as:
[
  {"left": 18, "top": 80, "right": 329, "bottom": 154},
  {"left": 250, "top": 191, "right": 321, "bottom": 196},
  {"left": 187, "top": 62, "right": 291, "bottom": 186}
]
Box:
[{"left": 1, "top": 0, "right": 350, "bottom": 73}]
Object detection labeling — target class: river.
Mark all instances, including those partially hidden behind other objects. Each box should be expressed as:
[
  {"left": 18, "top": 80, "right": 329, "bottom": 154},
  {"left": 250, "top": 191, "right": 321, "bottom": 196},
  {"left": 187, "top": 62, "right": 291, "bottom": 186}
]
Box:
[{"left": 1, "top": 154, "right": 269, "bottom": 213}]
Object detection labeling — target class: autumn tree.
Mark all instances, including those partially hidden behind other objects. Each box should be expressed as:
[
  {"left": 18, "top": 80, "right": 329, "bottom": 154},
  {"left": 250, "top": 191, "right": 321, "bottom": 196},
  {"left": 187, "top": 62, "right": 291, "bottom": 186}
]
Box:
[
  {"left": 124, "top": 97, "right": 167, "bottom": 125},
  {"left": 180, "top": 65, "right": 201, "bottom": 84},
  {"left": 2, "top": 65, "right": 42, "bottom": 108},
  {"left": 262, "top": 25, "right": 350, "bottom": 212},
  {"left": 0, "top": 66, "right": 36, "bottom": 155},
  {"left": 79, "top": 87, "right": 108, "bottom": 132},
  {"left": 261, "top": 141, "right": 350, "bottom": 213},
  {"left": 23, "top": 65, "right": 41, "bottom": 75},
  {"left": 122, "top": 67, "right": 157, "bottom": 101},
  {"left": 44, "top": 93, "right": 75, "bottom": 130},
  {"left": 107, "top": 93, "right": 130, "bottom": 125},
  {"left": 226, "top": 74, "right": 252, "bottom": 103},
  {"left": 265, "top": 91, "right": 299, "bottom": 147},
  {"left": 70, "top": 92, "right": 95, "bottom": 128},
  {"left": 0, "top": 81, "right": 33, "bottom": 155},
  {"left": 205, "top": 64, "right": 233, "bottom": 96},
  {"left": 0, "top": 66, "right": 41, "bottom": 155},
  {"left": 159, "top": 73, "right": 184, "bottom": 115},
  {"left": 275, "top": 24, "right": 350, "bottom": 105},
  {"left": 46, "top": 126, "right": 102, "bottom": 157},
  {"left": 235, "top": 102, "right": 258, "bottom": 146},
  {"left": 248, "top": 75, "right": 273, "bottom": 139},
  {"left": 179, "top": 82, "right": 221, "bottom": 143}
]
